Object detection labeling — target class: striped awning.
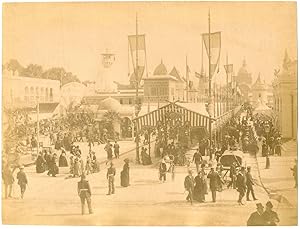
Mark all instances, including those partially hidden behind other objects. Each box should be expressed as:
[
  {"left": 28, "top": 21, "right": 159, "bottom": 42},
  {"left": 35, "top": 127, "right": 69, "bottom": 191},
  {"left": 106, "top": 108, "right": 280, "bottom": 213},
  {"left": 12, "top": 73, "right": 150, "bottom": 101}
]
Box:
[{"left": 133, "top": 102, "right": 214, "bottom": 132}]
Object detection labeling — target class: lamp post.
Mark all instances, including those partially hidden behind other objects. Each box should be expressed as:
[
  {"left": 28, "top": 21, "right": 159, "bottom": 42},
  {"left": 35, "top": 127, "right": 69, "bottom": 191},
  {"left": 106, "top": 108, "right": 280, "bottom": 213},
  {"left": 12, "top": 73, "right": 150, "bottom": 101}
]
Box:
[
  {"left": 134, "top": 13, "right": 141, "bottom": 164},
  {"left": 264, "top": 123, "right": 270, "bottom": 142}
]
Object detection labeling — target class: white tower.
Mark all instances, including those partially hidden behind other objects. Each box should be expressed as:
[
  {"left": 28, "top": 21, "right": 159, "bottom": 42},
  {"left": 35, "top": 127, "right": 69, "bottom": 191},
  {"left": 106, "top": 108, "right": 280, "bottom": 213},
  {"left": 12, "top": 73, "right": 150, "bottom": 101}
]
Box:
[{"left": 95, "top": 49, "right": 118, "bottom": 92}]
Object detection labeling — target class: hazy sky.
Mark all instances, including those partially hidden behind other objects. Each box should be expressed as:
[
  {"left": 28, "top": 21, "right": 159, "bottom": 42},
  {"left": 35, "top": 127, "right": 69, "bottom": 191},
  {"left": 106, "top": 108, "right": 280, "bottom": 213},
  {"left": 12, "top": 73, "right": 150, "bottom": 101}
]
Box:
[{"left": 3, "top": 2, "right": 297, "bottom": 85}]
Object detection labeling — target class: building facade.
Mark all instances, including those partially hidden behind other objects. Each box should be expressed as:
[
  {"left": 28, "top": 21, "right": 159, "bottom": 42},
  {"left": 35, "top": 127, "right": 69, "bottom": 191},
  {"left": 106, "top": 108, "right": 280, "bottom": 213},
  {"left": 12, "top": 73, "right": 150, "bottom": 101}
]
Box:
[
  {"left": 273, "top": 52, "right": 297, "bottom": 139},
  {"left": 3, "top": 69, "right": 60, "bottom": 108},
  {"left": 143, "top": 61, "right": 185, "bottom": 103},
  {"left": 249, "top": 73, "right": 273, "bottom": 108}
]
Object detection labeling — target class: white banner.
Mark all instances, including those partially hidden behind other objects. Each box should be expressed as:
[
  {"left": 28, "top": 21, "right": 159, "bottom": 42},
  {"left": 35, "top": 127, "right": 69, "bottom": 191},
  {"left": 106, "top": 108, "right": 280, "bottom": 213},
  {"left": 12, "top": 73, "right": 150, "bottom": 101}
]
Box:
[{"left": 202, "top": 32, "right": 221, "bottom": 76}]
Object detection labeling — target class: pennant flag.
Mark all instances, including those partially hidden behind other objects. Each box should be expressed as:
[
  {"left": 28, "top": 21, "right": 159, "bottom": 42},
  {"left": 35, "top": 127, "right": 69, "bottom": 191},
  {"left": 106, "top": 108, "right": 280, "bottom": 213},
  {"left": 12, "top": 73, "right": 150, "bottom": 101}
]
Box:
[
  {"left": 128, "top": 34, "right": 146, "bottom": 83},
  {"left": 224, "top": 64, "right": 233, "bottom": 74},
  {"left": 189, "top": 80, "right": 193, "bottom": 89},
  {"left": 202, "top": 32, "right": 221, "bottom": 76}
]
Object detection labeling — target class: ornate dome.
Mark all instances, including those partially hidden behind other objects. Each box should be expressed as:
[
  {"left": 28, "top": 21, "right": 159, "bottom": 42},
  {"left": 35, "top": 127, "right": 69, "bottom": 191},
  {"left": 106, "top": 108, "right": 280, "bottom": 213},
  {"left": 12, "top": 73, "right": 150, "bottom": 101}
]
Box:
[
  {"left": 237, "top": 58, "right": 252, "bottom": 85},
  {"left": 153, "top": 60, "right": 168, "bottom": 75},
  {"left": 98, "top": 97, "right": 121, "bottom": 112},
  {"left": 238, "top": 59, "right": 250, "bottom": 75}
]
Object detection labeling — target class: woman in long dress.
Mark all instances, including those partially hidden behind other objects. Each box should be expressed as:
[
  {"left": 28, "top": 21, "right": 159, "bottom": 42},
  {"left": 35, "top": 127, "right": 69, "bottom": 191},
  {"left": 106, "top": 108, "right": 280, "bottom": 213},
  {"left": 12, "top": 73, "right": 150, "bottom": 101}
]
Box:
[
  {"left": 36, "top": 152, "right": 46, "bottom": 173},
  {"left": 200, "top": 164, "right": 208, "bottom": 195},
  {"left": 194, "top": 171, "right": 206, "bottom": 202},
  {"left": 121, "top": 159, "right": 130, "bottom": 187},
  {"left": 59, "top": 151, "right": 68, "bottom": 167}
]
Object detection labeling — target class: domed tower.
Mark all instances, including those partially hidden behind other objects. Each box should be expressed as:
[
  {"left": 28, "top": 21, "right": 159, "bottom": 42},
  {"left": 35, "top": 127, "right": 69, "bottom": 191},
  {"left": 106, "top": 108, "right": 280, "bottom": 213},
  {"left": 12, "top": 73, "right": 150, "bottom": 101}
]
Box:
[
  {"left": 153, "top": 60, "right": 168, "bottom": 75},
  {"left": 236, "top": 58, "right": 252, "bottom": 100}
]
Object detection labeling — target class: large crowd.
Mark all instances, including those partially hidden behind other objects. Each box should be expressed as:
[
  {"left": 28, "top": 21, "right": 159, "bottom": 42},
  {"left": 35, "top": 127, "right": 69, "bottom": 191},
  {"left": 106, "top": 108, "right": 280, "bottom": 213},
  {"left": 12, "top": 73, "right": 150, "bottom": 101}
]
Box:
[{"left": 2, "top": 103, "right": 296, "bottom": 225}]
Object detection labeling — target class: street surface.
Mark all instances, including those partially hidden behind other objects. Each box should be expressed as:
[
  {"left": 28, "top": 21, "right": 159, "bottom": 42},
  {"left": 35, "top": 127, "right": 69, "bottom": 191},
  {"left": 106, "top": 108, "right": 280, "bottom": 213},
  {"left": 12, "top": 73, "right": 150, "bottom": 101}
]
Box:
[{"left": 2, "top": 140, "right": 297, "bottom": 225}]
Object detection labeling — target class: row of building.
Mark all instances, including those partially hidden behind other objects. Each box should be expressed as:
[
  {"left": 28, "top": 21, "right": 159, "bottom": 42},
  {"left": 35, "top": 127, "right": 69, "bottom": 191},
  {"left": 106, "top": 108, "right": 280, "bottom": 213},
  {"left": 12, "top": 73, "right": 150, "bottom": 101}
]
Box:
[{"left": 2, "top": 51, "right": 297, "bottom": 139}]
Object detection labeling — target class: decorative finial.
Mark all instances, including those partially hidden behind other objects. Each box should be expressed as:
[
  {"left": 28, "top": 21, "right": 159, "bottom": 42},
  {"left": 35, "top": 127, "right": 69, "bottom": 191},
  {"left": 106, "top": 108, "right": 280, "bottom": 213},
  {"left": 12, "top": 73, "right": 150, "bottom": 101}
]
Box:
[{"left": 243, "top": 58, "right": 246, "bottom": 67}]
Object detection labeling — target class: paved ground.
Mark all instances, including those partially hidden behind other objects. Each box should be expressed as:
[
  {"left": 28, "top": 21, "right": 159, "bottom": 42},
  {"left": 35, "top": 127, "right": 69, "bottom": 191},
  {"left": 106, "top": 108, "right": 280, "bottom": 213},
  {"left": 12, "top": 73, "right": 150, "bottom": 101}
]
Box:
[
  {"left": 2, "top": 139, "right": 297, "bottom": 226},
  {"left": 256, "top": 140, "right": 298, "bottom": 225}
]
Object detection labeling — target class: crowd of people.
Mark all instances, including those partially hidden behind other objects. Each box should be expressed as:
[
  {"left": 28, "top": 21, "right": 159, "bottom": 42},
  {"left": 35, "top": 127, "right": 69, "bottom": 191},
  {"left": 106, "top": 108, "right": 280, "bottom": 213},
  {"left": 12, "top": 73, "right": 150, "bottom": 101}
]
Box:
[{"left": 3, "top": 102, "right": 293, "bottom": 224}]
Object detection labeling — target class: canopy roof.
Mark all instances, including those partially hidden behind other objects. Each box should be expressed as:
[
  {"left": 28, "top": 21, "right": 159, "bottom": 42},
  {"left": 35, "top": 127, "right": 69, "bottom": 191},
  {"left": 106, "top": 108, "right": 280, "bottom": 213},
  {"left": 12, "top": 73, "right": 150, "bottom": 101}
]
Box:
[{"left": 133, "top": 102, "right": 213, "bottom": 132}]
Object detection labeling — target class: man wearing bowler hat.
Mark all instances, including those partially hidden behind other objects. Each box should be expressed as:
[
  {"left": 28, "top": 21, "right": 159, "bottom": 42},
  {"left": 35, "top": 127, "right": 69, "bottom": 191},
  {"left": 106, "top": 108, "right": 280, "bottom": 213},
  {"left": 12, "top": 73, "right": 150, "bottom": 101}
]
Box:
[
  {"left": 247, "top": 203, "right": 266, "bottom": 226},
  {"left": 262, "top": 201, "right": 280, "bottom": 226}
]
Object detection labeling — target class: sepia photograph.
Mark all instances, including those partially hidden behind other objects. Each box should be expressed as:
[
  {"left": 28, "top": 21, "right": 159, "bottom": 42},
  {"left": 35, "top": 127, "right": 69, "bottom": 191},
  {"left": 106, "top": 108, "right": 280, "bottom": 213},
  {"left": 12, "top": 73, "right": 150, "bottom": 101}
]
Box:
[{"left": 2, "top": 1, "right": 298, "bottom": 226}]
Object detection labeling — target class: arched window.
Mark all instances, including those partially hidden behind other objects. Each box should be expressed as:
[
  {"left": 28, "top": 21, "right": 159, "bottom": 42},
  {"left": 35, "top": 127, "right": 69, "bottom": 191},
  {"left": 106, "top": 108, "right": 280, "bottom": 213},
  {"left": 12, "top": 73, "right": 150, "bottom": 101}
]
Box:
[
  {"left": 30, "top": 87, "right": 34, "bottom": 102},
  {"left": 49, "top": 88, "right": 53, "bottom": 102},
  {"left": 40, "top": 87, "right": 45, "bottom": 102},
  {"left": 35, "top": 87, "right": 39, "bottom": 101},
  {"left": 45, "top": 88, "right": 49, "bottom": 102},
  {"left": 24, "top": 87, "right": 29, "bottom": 102}
]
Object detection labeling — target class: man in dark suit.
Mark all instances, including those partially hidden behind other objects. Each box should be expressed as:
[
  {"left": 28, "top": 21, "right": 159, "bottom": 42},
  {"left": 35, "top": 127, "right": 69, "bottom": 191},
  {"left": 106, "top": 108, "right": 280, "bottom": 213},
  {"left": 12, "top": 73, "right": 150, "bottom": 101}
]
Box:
[
  {"left": 246, "top": 167, "right": 258, "bottom": 201},
  {"left": 192, "top": 150, "right": 203, "bottom": 173},
  {"left": 262, "top": 201, "right": 280, "bottom": 226},
  {"left": 247, "top": 203, "right": 266, "bottom": 226},
  {"left": 16, "top": 165, "right": 28, "bottom": 199},
  {"left": 207, "top": 167, "right": 219, "bottom": 202},
  {"left": 236, "top": 167, "right": 247, "bottom": 205},
  {"left": 184, "top": 170, "right": 195, "bottom": 204},
  {"left": 77, "top": 174, "right": 93, "bottom": 215}
]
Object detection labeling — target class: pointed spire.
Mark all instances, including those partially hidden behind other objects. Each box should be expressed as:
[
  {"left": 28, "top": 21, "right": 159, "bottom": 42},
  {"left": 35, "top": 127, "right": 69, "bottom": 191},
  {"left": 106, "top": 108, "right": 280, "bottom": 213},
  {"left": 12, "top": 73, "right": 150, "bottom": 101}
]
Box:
[
  {"left": 257, "top": 72, "right": 261, "bottom": 83},
  {"left": 242, "top": 58, "right": 247, "bottom": 67}
]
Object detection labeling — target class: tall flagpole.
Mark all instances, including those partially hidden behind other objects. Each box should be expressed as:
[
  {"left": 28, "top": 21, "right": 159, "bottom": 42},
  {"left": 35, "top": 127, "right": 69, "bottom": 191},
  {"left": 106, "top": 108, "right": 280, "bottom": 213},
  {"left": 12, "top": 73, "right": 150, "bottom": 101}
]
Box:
[
  {"left": 186, "top": 55, "right": 189, "bottom": 102},
  {"left": 135, "top": 13, "right": 140, "bottom": 164},
  {"left": 36, "top": 97, "right": 40, "bottom": 156},
  {"left": 208, "top": 10, "right": 212, "bottom": 149},
  {"left": 226, "top": 53, "right": 229, "bottom": 112}
]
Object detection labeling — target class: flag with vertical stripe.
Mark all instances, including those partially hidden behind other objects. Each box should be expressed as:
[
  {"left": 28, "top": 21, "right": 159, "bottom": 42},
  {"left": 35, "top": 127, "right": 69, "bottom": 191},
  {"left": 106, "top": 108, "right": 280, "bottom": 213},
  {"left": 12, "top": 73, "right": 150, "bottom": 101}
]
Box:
[{"left": 202, "top": 32, "right": 221, "bottom": 77}]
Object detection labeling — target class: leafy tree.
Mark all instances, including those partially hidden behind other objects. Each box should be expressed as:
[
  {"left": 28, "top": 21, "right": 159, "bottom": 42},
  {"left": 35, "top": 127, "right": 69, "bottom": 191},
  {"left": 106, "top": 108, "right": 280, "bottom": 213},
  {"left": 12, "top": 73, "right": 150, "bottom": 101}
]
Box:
[
  {"left": 4, "top": 59, "right": 24, "bottom": 75},
  {"left": 4, "top": 59, "right": 81, "bottom": 85},
  {"left": 23, "top": 64, "right": 43, "bottom": 78},
  {"left": 103, "top": 110, "right": 121, "bottom": 123},
  {"left": 42, "top": 67, "right": 80, "bottom": 85}
]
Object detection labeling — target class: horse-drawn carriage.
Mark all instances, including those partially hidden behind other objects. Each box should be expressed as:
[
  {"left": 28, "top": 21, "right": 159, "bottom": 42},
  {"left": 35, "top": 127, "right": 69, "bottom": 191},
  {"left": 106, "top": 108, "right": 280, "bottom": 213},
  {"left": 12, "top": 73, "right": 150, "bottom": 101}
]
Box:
[{"left": 219, "top": 149, "right": 246, "bottom": 181}]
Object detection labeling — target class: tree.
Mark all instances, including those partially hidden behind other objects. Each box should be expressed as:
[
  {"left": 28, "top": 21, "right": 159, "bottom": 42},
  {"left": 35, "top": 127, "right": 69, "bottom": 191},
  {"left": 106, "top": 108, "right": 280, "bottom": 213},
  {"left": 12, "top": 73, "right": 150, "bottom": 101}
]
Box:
[
  {"left": 3, "top": 59, "right": 81, "bottom": 85},
  {"left": 23, "top": 64, "right": 43, "bottom": 78},
  {"left": 103, "top": 110, "right": 121, "bottom": 123},
  {"left": 4, "top": 59, "right": 24, "bottom": 75},
  {"left": 42, "top": 67, "right": 80, "bottom": 85}
]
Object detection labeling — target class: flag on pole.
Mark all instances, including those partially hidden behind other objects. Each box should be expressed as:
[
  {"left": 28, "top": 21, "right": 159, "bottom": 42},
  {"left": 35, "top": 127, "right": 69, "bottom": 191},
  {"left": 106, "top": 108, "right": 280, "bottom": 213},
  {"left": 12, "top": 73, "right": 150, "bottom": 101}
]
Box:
[
  {"left": 202, "top": 32, "right": 221, "bottom": 76},
  {"left": 189, "top": 81, "right": 193, "bottom": 89},
  {"left": 128, "top": 34, "right": 146, "bottom": 82}
]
